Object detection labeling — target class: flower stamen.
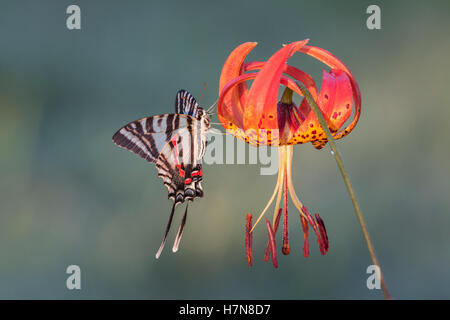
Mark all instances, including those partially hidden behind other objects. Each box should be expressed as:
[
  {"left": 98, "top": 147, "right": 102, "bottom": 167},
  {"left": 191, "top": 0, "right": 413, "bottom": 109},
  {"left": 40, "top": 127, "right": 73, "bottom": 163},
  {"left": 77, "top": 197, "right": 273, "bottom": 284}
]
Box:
[
  {"left": 245, "top": 213, "right": 253, "bottom": 266},
  {"left": 265, "top": 208, "right": 282, "bottom": 262},
  {"left": 282, "top": 170, "right": 290, "bottom": 255},
  {"left": 285, "top": 145, "right": 308, "bottom": 221},
  {"left": 303, "top": 207, "right": 328, "bottom": 255},
  {"left": 301, "top": 214, "right": 310, "bottom": 257},
  {"left": 265, "top": 219, "right": 278, "bottom": 268},
  {"left": 315, "top": 213, "right": 329, "bottom": 252},
  {"left": 272, "top": 147, "right": 285, "bottom": 226},
  {"left": 250, "top": 145, "right": 286, "bottom": 233}
]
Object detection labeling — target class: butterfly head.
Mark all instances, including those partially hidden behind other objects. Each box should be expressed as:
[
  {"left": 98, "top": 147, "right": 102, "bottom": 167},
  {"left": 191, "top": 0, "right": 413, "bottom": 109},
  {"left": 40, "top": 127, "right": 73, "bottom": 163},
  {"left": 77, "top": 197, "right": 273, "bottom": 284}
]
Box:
[{"left": 196, "top": 107, "right": 211, "bottom": 131}]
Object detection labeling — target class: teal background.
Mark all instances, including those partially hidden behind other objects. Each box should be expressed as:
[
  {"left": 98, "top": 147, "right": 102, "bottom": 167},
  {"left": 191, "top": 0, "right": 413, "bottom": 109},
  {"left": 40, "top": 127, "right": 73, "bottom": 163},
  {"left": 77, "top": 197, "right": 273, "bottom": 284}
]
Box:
[{"left": 0, "top": 0, "right": 449, "bottom": 299}]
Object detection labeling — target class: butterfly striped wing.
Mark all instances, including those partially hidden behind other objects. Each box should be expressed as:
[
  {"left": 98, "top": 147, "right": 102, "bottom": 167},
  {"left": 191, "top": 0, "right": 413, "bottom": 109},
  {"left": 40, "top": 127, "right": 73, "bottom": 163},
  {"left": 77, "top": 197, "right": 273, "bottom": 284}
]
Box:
[
  {"left": 156, "top": 126, "right": 205, "bottom": 204},
  {"left": 164, "top": 90, "right": 209, "bottom": 203},
  {"left": 112, "top": 110, "right": 209, "bottom": 204},
  {"left": 151, "top": 112, "right": 208, "bottom": 258},
  {"left": 175, "top": 89, "right": 201, "bottom": 117},
  {"left": 113, "top": 90, "right": 211, "bottom": 258},
  {"left": 112, "top": 114, "right": 195, "bottom": 163}
]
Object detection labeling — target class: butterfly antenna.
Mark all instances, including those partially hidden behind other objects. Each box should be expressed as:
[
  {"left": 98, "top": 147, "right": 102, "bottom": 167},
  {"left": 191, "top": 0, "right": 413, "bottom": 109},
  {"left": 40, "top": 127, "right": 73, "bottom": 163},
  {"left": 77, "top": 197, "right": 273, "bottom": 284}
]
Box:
[
  {"left": 172, "top": 202, "right": 189, "bottom": 253},
  {"left": 155, "top": 202, "right": 177, "bottom": 259},
  {"left": 198, "top": 82, "right": 207, "bottom": 106}
]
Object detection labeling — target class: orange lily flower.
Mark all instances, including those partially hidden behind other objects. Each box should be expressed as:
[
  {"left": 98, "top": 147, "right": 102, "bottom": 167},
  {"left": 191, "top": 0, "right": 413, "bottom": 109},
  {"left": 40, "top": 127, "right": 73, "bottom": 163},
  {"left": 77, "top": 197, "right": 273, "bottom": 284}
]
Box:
[{"left": 218, "top": 40, "right": 361, "bottom": 267}]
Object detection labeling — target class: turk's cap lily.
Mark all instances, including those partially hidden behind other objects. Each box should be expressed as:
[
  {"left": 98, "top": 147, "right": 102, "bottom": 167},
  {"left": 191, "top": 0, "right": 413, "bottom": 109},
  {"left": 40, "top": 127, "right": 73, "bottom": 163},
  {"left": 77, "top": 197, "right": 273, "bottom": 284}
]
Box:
[
  {"left": 229, "top": 40, "right": 358, "bottom": 268},
  {"left": 218, "top": 40, "right": 361, "bottom": 148}
]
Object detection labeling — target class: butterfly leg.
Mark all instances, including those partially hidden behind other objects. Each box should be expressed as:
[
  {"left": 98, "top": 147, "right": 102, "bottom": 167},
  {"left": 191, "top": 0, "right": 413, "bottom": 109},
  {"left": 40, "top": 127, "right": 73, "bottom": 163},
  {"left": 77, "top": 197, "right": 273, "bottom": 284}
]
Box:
[
  {"left": 172, "top": 202, "right": 189, "bottom": 253},
  {"left": 155, "top": 202, "right": 177, "bottom": 259}
]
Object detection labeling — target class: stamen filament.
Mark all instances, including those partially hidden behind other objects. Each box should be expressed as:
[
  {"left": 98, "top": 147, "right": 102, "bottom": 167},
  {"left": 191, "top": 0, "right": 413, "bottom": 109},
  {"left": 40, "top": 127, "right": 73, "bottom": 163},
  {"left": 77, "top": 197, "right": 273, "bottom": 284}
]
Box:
[
  {"left": 300, "top": 214, "right": 310, "bottom": 257},
  {"left": 284, "top": 145, "right": 308, "bottom": 220},
  {"left": 245, "top": 214, "right": 253, "bottom": 266},
  {"left": 250, "top": 147, "right": 286, "bottom": 233},
  {"left": 266, "top": 219, "right": 278, "bottom": 268},
  {"left": 265, "top": 208, "right": 282, "bottom": 261},
  {"left": 272, "top": 147, "right": 285, "bottom": 226},
  {"left": 282, "top": 169, "right": 290, "bottom": 255}
]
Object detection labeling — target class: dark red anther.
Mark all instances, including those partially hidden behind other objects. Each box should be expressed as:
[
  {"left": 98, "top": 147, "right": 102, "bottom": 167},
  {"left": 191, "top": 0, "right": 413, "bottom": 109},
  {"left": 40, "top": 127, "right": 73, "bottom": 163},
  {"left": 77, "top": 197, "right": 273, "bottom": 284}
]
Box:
[
  {"left": 303, "top": 207, "right": 327, "bottom": 255},
  {"left": 264, "top": 208, "right": 282, "bottom": 262},
  {"left": 315, "top": 213, "right": 329, "bottom": 252},
  {"left": 245, "top": 213, "right": 253, "bottom": 266},
  {"left": 300, "top": 205, "right": 310, "bottom": 257},
  {"left": 266, "top": 219, "right": 278, "bottom": 268},
  {"left": 300, "top": 215, "right": 310, "bottom": 257},
  {"left": 282, "top": 172, "right": 290, "bottom": 255}
]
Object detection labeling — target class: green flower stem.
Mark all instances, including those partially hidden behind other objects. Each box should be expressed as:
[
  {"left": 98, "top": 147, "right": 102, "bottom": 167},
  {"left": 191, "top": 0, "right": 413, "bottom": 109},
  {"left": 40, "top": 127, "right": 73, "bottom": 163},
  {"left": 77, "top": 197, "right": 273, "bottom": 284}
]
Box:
[{"left": 296, "top": 82, "right": 391, "bottom": 300}]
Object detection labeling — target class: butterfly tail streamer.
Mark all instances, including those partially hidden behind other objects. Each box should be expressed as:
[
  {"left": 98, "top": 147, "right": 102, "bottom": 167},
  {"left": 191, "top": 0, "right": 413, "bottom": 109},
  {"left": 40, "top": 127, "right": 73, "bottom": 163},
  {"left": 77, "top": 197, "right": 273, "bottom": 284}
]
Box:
[
  {"left": 172, "top": 202, "right": 189, "bottom": 253},
  {"left": 155, "top": 202, "right": 177, "bottom": 259}
]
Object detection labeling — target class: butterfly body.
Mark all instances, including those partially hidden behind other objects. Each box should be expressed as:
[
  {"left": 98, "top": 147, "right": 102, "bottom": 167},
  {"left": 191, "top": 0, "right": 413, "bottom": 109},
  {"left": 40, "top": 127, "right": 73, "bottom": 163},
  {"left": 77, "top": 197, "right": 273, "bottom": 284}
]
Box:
[{"left": 112, "top": 90, "right": 210, "bottom": 257}]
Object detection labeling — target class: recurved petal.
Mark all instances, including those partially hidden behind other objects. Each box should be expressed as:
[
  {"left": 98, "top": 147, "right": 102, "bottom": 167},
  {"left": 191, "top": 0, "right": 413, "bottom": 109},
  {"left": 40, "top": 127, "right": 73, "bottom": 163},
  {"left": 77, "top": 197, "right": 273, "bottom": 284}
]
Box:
[
  {"left": 319, "top": 69, "right": 353, "bottom": 131},
  {"left": 219, "top": 42, "right": 257, "bottom": 129},
  {"left": 311, "top": 69, "right": 353, "bottom": 133},
  {"left": 219, "top": 72, "right": 304, "bottom": 146},
  {"left": 244, "top": 62, "right": 318, "bottom": 100},
  {"left": 245, "top": 62, "right": 318, "bottom": 122},
  {"left": 243, "top": 40, "right": 309, "bottom": 132},
  {"left": 288, "top": 107, "right": 324, "bottom": 145},
  {"left": 297, "top": 45, "right": 361, "bottom": 139},
  {"left": 287, "top": 69, "right": 355, "bottom": 146}
]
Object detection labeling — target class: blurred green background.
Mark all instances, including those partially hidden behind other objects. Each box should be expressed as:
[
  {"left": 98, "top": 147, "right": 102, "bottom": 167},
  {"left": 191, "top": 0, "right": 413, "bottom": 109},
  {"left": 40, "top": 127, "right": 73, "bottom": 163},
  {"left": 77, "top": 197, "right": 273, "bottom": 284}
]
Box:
[{"left": 0, "top": 0, "right": 449, "bottom": 299}]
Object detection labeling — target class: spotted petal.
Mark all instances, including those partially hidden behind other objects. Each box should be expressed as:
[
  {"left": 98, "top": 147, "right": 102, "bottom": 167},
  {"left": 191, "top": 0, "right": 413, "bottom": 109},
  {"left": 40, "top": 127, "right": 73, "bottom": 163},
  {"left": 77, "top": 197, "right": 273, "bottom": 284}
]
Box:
[
  {"left": 243, "top": 40, "right": 309, "bottom": 132},
  {"left": 218, "top": 42, "right": 257, "bottom": 129}
]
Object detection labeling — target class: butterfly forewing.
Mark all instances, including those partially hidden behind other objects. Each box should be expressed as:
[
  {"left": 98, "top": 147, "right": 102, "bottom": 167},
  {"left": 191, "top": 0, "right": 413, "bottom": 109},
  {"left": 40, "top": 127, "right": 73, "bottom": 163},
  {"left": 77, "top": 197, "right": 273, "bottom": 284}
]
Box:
[
  {"left": 112, "top": 114, "right": 196, "bottom": 163},
  {"left": 175, "top": 90, "right": 201, "bottom": 117},
  {"left": 112, "top": 90, "right": 209, "bottom": 203}
]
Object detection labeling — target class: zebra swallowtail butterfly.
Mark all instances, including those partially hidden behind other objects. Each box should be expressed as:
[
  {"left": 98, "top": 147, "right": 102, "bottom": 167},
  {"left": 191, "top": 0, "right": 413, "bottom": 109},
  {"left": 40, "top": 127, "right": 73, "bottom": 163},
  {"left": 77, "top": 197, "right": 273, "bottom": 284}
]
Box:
[{"left": 112, "top": 90, "right": 211, "bottom": 259}]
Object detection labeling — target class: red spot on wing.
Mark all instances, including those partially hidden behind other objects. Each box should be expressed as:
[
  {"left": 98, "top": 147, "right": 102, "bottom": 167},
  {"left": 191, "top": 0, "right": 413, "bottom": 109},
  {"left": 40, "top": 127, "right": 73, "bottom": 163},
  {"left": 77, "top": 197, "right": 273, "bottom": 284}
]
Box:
[{"left": 176, "top": 164, "right": 185, "bottom": 177}]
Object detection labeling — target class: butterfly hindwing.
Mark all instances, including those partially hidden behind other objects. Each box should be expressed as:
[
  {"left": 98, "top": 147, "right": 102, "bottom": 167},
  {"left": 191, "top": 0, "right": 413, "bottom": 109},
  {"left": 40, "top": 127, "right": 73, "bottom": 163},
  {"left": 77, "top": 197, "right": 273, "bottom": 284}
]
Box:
[{"left": 155, "top": 126, "right": 205, "bottom": 204}]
